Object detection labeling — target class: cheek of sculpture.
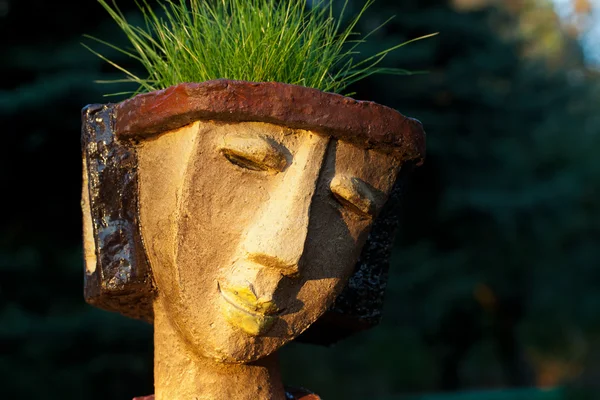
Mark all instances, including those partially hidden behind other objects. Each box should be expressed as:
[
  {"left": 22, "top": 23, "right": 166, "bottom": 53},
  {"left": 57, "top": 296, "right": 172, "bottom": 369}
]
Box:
[{"left": 137, "top": 121, "right": 401, "bottom": 363}]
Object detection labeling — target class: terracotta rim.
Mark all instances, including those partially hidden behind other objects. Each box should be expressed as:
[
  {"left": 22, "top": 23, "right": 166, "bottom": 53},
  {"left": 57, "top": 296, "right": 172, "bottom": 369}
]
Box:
[{"left": 114, "top": 79, "right": 426, "bottom": 162}]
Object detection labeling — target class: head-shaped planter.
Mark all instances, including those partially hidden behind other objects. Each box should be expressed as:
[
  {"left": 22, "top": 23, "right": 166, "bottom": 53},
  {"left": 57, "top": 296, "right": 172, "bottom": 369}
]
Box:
[{"left": 81, "top": 80, "right": 425, "bottom": 400}]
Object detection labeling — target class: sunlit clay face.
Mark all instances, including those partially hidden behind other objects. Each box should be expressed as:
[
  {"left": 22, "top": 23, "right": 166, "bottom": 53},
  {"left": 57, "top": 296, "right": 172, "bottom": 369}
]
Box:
[{"left": 136, "top": 121, "right": 401, "bottom": 363}]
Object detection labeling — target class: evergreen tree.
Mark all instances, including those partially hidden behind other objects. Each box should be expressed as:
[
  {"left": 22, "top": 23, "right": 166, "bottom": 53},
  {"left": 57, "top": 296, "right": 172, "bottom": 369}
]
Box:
[{"left": 1, "top": 0, "right": 598, "bottom": 399}]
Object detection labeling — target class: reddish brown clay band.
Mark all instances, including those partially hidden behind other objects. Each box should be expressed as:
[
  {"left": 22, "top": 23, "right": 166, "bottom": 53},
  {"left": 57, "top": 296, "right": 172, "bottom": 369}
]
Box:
[{"left": 114, "top": 79, "right": 425, "bottom": 162}]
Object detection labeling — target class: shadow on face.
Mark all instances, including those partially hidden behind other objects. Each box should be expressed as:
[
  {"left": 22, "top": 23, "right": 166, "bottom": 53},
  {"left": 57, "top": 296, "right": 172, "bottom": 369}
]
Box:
[{"left": 136, "top": 121, "right": 402, "bottom": 362}]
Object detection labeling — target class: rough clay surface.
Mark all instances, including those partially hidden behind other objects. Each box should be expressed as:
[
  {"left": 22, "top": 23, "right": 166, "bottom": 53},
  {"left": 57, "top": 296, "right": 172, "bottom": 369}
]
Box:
[
  {"left": 132, "top": 387, "right": 320, "bottom": 400},
  {"left": 81, "top": 82, "right": 426, "bottom": 399},
  {"left": 297, "top": 162, "right": 414, "bottom": 345},
  {"left": 81, "top": 104, "right": 154, "bottom": 321},
  {"left": 114, "top": 79, "right": 425, "bottom": 162},
  {"left": 81, "top": 83, "right": 424, "bottom": 339}
]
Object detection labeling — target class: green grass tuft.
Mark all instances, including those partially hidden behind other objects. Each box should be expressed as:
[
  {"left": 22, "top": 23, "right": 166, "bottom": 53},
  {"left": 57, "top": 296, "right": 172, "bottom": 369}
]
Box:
[{"left": 83, "top": 0, "right": 437, "bottom": 97}]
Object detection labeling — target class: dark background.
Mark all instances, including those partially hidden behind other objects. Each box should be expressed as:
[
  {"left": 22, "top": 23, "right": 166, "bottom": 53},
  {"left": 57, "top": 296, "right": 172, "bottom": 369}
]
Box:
[{"left": 1, "top": 0, "right": 599, "bottom": 399}]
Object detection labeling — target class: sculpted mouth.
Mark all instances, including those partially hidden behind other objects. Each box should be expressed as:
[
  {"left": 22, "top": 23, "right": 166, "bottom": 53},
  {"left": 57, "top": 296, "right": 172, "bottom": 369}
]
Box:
[
  {"left": 218, "top": 282, "right": 283, "bottom": 315},
  {"left": 217, "top": 282, "right": 281, "bottom": 336}
]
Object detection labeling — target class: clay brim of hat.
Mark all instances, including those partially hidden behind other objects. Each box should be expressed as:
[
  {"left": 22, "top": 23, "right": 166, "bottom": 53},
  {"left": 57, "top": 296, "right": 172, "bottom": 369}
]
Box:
[{"left": 114, "top": 79, "right": 426, "bottom": 163}]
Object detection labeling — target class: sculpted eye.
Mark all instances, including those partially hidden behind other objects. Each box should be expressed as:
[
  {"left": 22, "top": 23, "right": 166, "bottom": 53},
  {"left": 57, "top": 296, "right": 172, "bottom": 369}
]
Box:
[
  {"left": 330, "top": 175, "right": 378, "bottom": 218},
  {"left": 219, "top": 135, "right": 288, "bottom": 172}
]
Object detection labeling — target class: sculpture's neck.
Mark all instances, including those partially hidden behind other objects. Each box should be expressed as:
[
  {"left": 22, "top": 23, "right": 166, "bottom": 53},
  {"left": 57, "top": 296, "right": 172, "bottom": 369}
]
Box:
[{"left": 153, "top": 299, "right": 286, "bottom": 400}]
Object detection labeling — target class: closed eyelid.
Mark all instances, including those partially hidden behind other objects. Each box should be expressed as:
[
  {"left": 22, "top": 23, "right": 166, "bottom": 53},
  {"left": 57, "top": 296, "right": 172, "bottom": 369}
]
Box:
[
  {"left": 219, "top": 134, "right": 288, "bottom": 172},
  {"left": 329, "top": 175, "right": 379, "bottom": 217}
]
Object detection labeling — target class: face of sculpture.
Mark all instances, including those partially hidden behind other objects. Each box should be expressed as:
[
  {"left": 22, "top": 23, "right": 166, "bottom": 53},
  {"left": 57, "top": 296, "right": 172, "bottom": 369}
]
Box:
[{"left": 136, "top": 121, "right": 401, "bottom": 363}]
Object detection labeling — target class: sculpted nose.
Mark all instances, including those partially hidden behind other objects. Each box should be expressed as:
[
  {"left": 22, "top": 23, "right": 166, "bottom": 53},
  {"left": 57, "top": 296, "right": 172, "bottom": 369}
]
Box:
[{"left": 240, "top": 134, "right": 329, "bottom": 277}]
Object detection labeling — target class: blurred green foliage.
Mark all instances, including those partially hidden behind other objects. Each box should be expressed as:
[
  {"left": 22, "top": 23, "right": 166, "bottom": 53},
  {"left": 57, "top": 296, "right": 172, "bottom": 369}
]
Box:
[
  {"left": 0, "top": 0, "right": 598, "bottom": 399},
  {"left": 400, "top": 387, "right": 564, "bottom": 400}
]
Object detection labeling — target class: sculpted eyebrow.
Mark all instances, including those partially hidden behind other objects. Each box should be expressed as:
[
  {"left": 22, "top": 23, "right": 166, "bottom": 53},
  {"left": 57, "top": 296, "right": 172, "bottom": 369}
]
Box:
[
  {"left": 219, "top": 134, "right": 289, "bottom": 172},
  {"left": 329, "top": 175, "right": 380, "bottom": 217}
]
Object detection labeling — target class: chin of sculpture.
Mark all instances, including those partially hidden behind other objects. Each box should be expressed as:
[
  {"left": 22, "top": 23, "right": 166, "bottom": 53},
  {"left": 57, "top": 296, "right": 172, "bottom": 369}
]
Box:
[{"left": 81, "top": 79, "right": 426, "bottom": 400}]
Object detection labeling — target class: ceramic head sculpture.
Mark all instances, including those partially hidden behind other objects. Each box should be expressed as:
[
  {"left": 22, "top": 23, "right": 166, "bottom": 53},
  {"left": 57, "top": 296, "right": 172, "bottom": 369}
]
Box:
[{"left": 81, "top": 80, "right": 425, "bottom": 399}]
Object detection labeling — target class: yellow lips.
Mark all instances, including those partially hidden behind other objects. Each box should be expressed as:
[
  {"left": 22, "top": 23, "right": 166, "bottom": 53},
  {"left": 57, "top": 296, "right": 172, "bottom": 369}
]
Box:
[{"left": 219, "top": 284, "right": 279, "bottom": 336}]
